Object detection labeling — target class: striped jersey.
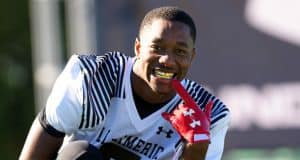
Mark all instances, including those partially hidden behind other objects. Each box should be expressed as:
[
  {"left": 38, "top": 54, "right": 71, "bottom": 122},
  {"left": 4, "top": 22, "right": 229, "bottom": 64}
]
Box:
[{"left": 40, "top": 51, "right": 230, "bottom": 160}]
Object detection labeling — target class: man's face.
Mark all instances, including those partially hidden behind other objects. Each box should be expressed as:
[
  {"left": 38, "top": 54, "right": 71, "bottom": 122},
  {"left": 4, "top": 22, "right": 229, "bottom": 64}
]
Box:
[{"left": 133, "top": 19, "right": 196, "bottom": 96}]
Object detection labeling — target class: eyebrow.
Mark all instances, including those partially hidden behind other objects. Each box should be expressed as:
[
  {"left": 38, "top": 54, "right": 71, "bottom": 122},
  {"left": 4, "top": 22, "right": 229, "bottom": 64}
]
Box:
[
  {"left": 152, "top": 38, "right": 163, "bottom": 44},
  {"left": 176, "top": 41, "right": 189, "bottom": 48},
  {"left": 152, "top": 38, "right": 189, "bottom": 48}
]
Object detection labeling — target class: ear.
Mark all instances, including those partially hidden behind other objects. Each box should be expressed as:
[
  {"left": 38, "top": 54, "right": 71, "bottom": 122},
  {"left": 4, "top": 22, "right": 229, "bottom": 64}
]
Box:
[
  {"left": 191, "top": 48, "right": 196, "bottom": 62},
  {"left": 134, "top": 37, "right": 141, "bottom": 58}
]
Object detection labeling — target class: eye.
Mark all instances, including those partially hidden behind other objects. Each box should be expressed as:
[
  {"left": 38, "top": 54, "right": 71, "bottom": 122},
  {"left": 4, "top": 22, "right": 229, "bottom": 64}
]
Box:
[
  {"left": 150, "top": 44, "right": 164, "bottom": 52},
  {"left": 150, "top": 44, "right": 163, "bottom": 51},
  {"left": 174, "top": 48, "right": 188, "bottom": 56}
]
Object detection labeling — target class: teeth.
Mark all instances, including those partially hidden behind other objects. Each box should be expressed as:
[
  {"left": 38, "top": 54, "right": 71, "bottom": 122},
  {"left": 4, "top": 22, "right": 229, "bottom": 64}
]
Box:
[{"left": 154, "top": 70, "right": 174, "bottom": 79}]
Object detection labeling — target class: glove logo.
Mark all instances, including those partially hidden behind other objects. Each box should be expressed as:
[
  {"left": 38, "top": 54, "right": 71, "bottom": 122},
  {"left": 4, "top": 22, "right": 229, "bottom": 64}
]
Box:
[
  {"left": 190, "top": 119, "right": 201, "bottom": 128},
  {"left": 183, "top": 108, "right": 195, "bottom": 117}
]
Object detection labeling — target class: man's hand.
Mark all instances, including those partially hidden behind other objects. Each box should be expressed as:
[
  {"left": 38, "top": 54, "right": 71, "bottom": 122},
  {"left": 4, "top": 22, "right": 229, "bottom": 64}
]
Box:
[
  {"left": 162, "top": 79, "right": 213, "bottom": 159},
  {"left": 162, "top": 79, "right": 212, "bottom": 143}
]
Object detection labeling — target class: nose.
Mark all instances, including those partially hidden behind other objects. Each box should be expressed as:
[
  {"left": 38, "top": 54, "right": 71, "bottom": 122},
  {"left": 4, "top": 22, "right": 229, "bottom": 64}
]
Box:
[{"left": 158, "top": 53, "right": 176, "bottom": 68}]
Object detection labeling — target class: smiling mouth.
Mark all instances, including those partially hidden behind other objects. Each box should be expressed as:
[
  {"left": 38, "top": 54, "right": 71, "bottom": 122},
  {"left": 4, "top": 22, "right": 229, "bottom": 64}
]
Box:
[{"left": 153, "top": 69, "right": 176, "bottom": 80}]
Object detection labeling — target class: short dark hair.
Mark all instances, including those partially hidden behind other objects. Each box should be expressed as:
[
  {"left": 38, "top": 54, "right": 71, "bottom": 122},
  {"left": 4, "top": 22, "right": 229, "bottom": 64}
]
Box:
[{"left": 139, "top": 6, "right": 196, "bottom": 43}]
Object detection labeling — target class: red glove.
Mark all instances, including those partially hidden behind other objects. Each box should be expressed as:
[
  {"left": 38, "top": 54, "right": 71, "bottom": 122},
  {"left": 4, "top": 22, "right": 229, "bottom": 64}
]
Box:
[{"left": 162, "top": 79, "right": 213, "bottom": 143}]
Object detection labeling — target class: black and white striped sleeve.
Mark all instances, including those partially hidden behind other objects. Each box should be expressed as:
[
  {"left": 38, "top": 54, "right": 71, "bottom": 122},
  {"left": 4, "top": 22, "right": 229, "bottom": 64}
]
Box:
[
  {"left": 76, "top": 52, "right": 127, "bottom": 129},
  {"left": 40, "top": 52, "right": 127, "bottom": 135},
  {"left": 40, "top": 55, "right": 85, "bottom": 135}
]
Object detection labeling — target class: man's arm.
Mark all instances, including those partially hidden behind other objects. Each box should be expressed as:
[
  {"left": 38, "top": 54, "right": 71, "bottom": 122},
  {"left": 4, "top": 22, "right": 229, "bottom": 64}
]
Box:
[
  {"left": 19, "top": 55, "right": 89, "bottom": 160},
  {"left": 19, "top": 117, "right": 64, "bottom": 160},
  {"left": 182, "top": 142, "right": 209, "bottom": 160}
]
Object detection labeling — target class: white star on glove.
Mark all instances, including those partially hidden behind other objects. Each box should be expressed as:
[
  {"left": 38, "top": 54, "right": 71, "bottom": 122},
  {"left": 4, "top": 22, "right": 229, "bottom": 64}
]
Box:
[
  {"left": 190, "top": 119, "right": 201, "bottom": 128},
  {"left": 183, "top": 108, "right": 195, "bottom": 117}
]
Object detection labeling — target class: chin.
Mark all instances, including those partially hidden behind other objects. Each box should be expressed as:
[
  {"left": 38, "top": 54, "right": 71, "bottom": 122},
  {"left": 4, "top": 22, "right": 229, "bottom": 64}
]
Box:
[{"left": 151, "top": 85, "right": 173, "bottom": 95}]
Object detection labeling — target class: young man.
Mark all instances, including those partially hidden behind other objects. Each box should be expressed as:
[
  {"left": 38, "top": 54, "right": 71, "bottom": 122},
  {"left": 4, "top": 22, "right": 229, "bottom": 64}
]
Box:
[{"left": 20, "top": 6, "right": 230, "bottom": 160}]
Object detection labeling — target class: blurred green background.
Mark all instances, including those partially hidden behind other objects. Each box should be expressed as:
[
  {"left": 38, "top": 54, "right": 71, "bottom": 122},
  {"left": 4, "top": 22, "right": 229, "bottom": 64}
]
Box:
[
  {"left": 224, "top": 148, "right": 300, "bottom": 160},
  {"left": 0, "top": 0, "right": 34, "bottom": 159}
]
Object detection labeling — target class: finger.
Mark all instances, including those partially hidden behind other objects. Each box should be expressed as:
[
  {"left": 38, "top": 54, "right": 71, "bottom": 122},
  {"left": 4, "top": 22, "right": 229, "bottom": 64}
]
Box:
[
  {"left": 161, "top": 112, "right": 171, "bottom": 120},
  {"left": 171, "top": 79, "right": 197, "bottom": 107}
]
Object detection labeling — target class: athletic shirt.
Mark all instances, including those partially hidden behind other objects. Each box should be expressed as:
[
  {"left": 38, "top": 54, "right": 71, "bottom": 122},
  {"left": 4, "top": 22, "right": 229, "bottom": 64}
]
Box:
[{"left": 39, "top": 51, "right": 230, "bottom": 160}]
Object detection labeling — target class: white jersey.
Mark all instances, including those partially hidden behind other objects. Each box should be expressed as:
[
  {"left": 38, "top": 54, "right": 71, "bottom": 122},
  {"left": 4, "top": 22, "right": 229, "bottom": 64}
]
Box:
[{"left": 39, "top": 52, "right": 230, "bottom": 160}]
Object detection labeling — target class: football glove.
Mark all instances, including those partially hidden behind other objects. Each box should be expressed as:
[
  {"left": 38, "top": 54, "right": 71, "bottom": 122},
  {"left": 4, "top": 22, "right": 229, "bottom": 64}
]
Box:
[{"left": 162, "top": 79, "right": 213, "bottom": 143}]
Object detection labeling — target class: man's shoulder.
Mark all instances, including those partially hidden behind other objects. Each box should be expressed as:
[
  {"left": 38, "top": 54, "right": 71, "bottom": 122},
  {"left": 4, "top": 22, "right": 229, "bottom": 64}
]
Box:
[
  {"left": 182, "top": 79, "right": 206, "bottom": 93},
  {"left": 75, "top": 51, "right": 129, "bottom": 61},
  {"left": 183, "top": 79, "right": 216, "bottom": 98},
  {"left": 183, "top": 79, "right": 230, "bottom": 125},
  {"left": 69, "top": 51, "right": 131, "bottom": 71}
]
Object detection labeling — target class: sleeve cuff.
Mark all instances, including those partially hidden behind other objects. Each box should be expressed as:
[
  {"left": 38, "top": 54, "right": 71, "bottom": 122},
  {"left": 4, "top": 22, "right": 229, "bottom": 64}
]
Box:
[{"left": 38, "top": 107, "right": 66, "bottom": 138}]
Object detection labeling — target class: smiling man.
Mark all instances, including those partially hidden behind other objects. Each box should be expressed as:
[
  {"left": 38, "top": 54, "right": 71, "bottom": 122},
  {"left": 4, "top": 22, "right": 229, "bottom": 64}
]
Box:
[{"left": 20, "top": 6, "right": 230, "bottom": 160}]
